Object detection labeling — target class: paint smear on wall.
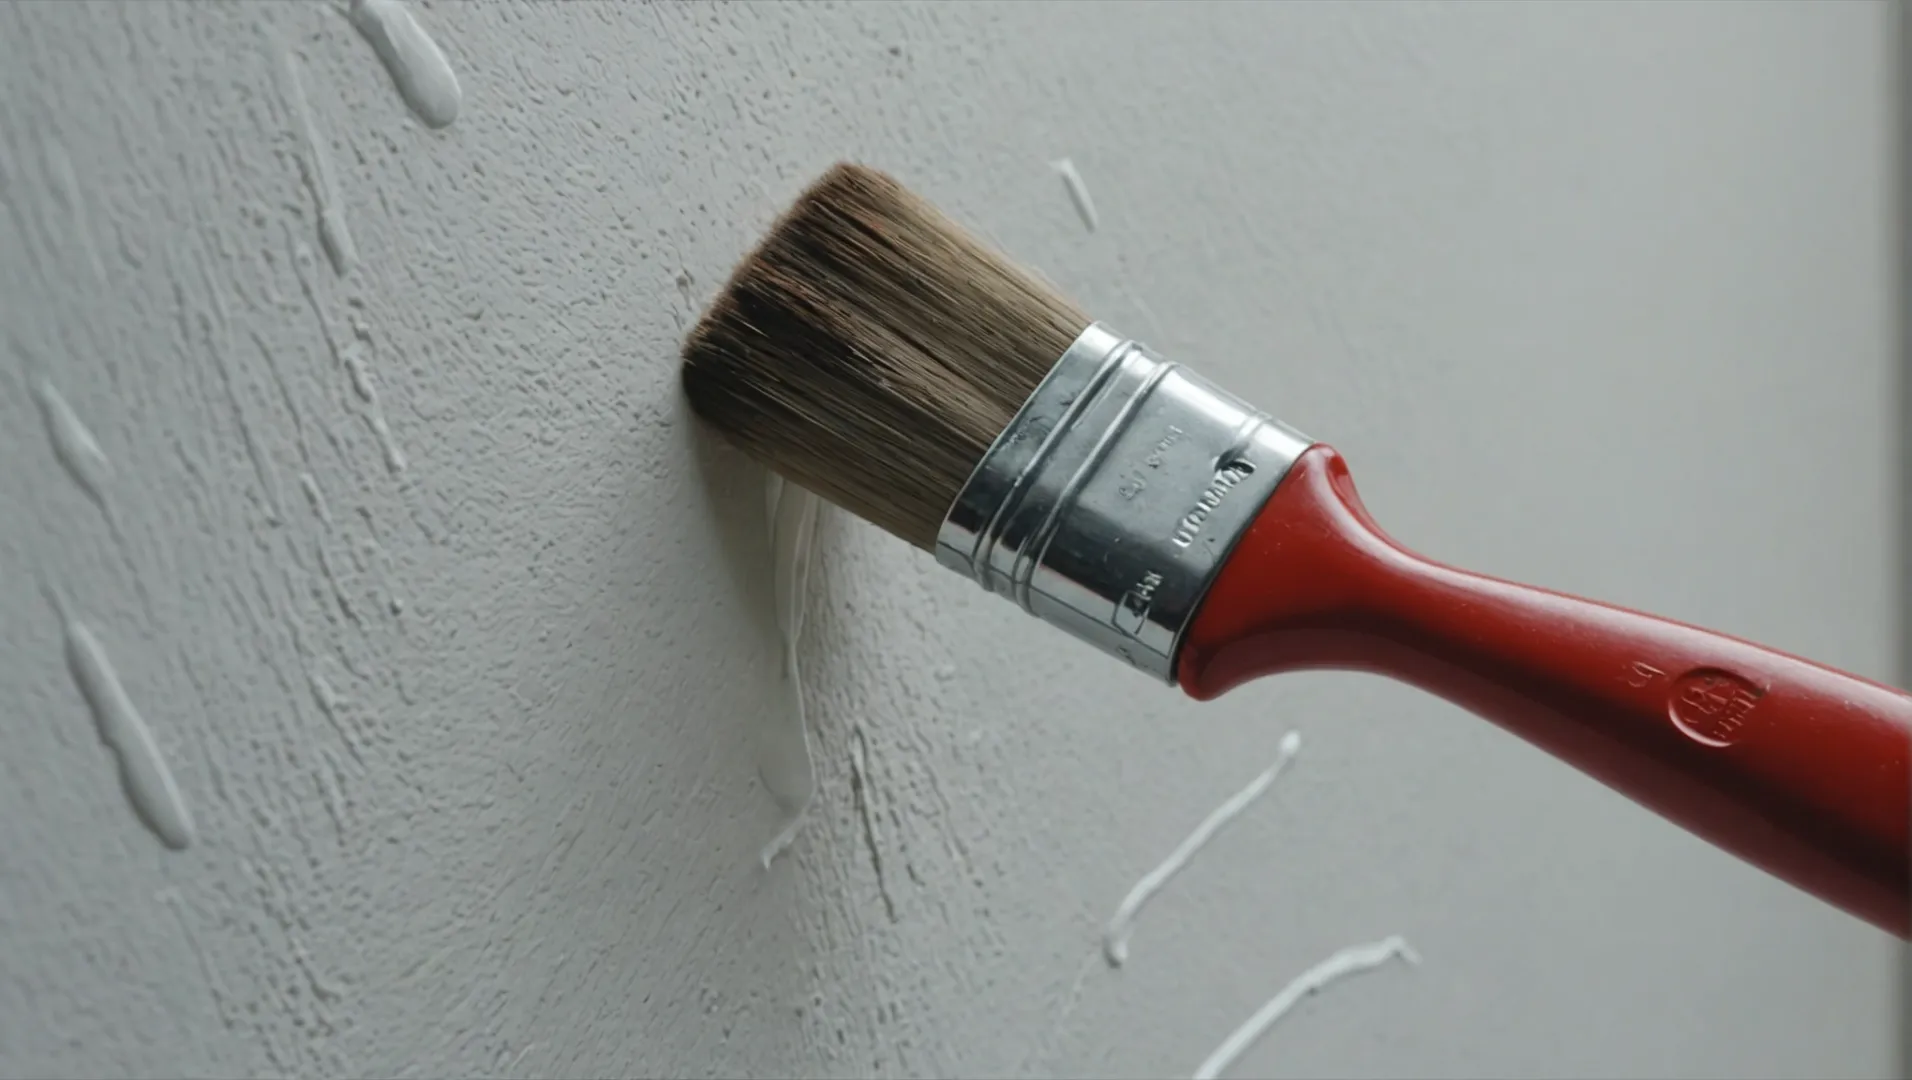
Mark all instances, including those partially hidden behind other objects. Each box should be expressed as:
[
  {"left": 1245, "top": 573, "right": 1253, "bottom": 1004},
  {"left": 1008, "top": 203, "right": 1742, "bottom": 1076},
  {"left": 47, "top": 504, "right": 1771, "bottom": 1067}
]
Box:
[
  {"left": 342, "top": 336, "right": 407, "bottom": 474},
  {"left": 282, "top": 51, "right": 357, "bottom": 275},
  {"left": 56, "top": 602, "right": 196, "bottom": 849},
  {"left": 1051, "top": 158, "right": 1099, "bottom": 232},
  {"left": 1104, "top": 731, "right": 1301, "bottom": 967},
  {"left": 758, "top": 471, "right": 821, "bottom": 867},
  {"left": 290, "top": 241, "right": 406, "bottom": 473},
  {"left": 1192, "top": 935, "right": 1419, "bottom": 1080},
  {"left": 848, "top": 724, "right": 898, "bottom": 921},
  {"left": 349, "top": 0, "right": 462, "bottom": 129},
  {"left": 30, "top": 374, "right": 112, "bottom": 505}
]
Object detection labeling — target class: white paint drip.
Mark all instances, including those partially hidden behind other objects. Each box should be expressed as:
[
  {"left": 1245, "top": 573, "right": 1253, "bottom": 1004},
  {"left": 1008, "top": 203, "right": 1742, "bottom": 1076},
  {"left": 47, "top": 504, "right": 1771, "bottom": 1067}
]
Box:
[
  {"left": 1051, "top": 158, "right": 1099, "bottom": 232},
  {"left": 1104, "top": 730, "right": 1301, "bottom": 967},
  {"left": 58, "top": 606, "right": 196, "bottom": 849},
  {"left": 758, "top": 472, "right": 822, "bottom": 868},
  {"left": 21, "top": 351, "right": 159, "bottom": 619},
  {"left": 282, "top": 51, "right": 356, "bottom": 275},
  {"left": 1191, "top": 935, "right": 1420, "bottom": 1080},
  {"left": 30, "top": 374, "right": 112, "bottom": 505},
  {"left": 348, "top": 0, "right": 462, "bottom": 129}
]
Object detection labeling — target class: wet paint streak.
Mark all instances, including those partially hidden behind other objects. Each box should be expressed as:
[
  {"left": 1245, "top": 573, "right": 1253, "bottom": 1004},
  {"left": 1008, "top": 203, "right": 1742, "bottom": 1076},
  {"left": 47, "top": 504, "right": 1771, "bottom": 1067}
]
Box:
[
  {"left": 1192, "top": 935, "right": 1419, "bottom": 1080},
  {"left": 24, "top": 353, "right": 162, "bottom": 620},
  {"left": 59, "top": 608, "right": 196, "bottom": 849},
  {"left": 349, "top": 0, "right": 463, "bottom": 128},
  {"left": 758, "top": 471, "right": 821, "bottom": 868},
  {"left": 30, "top": 374, "right": 112, "bottom": 504},
  {"left": 282, "top": 51, "right": 356, "bottom": 275},
  {"left": 1051, "top": 158, "right": 1099, "bottom": 231},
  {"left": 1104, "top": 731, "right": 1302, "bottom": 967}
]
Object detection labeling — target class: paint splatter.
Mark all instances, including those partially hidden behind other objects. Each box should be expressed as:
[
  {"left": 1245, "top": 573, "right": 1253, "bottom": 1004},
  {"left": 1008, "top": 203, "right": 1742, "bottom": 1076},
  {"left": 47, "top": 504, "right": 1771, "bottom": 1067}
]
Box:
[
  {"left": 349, "top": 0, "right": 462, "bottom": 129},
  {"left": 1104, "top": 731, "right": 1301, "bottom": 967},
  {"left": 1191, "top": 935, "right": 1419, "bottom": 1080},
  {"left": 758, "top": 471, "right": 821, "bottom": 868},
  {"left": 30, "top": 374, "right": 112, "bottom": 504},
  {"left": 58, "top": 607, "right": 196, "bottom": 849},
  {"left": 1051, "top": 158, "right": 1099, "bottom": 232},
  {"left": 282, "top": 51, "right": 356, "bottom": 275}
]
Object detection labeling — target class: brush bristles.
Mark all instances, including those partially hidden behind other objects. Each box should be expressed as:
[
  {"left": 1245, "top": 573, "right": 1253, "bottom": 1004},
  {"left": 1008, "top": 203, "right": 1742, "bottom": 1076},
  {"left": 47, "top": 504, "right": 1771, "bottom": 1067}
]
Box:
[{"left": 681, "top": 163, "right": 1090, "bottom": 549}]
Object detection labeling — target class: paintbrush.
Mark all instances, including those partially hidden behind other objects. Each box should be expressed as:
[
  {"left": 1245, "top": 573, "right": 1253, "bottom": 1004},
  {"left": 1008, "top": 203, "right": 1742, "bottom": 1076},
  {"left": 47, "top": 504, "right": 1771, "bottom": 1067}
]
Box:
[{"left": 681, "top": 163, "right": 1911, "bottom": 937}]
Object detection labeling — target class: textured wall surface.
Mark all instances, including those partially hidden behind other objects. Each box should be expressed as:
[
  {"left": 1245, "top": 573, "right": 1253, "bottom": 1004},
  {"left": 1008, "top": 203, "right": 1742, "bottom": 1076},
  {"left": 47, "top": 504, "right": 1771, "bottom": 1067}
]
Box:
[{"left": 0, "top": 3, "right": 1901, "bottom": 1078}]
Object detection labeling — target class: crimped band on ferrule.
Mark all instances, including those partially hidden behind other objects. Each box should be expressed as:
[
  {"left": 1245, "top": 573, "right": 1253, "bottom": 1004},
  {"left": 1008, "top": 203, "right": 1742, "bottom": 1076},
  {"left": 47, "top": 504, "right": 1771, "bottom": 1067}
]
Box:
[{"left": 934, "top": 323, "right": 1313, "bottom": 683}]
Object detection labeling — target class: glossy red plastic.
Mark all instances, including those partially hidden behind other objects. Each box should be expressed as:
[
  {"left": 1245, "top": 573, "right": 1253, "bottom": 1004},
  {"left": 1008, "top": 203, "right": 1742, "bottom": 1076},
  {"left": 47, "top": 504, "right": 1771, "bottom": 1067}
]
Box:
[{"left": 1177, "top": 444, "right": 1912, "bottom": 937}]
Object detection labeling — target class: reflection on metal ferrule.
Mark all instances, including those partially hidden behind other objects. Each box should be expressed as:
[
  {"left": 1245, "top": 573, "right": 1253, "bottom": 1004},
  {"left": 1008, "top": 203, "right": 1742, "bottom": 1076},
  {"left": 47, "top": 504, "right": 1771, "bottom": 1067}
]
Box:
[{"left": 934, "top": 323, "right": 1313, "bottom": 683}]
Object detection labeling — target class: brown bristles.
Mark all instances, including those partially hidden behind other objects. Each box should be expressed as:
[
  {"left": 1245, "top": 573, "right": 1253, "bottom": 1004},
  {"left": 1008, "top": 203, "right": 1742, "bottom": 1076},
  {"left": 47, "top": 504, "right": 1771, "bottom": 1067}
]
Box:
[{"left": 681, "top": 163, "right": 1090, "bottom": 549}]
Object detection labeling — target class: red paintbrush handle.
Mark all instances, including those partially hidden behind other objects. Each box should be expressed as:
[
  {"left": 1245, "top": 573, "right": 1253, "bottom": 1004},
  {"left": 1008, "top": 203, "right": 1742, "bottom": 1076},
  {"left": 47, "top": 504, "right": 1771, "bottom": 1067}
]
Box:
[{"left": 1177, "top": 444, "right": 1912, "bottom": 936}]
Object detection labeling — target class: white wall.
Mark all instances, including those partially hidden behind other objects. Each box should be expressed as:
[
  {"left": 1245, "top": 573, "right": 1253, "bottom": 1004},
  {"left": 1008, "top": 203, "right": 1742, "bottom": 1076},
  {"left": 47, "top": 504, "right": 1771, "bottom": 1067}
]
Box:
[{"left": 1, "top": 3, "right": 1900, "bottom": 1077}]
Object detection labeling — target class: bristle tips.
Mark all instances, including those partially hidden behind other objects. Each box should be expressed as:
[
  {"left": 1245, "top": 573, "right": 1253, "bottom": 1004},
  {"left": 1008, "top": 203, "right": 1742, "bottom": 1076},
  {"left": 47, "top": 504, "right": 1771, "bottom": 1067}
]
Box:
[{"left": 681, "top": 163, "right": 1088, "bottom": 549}]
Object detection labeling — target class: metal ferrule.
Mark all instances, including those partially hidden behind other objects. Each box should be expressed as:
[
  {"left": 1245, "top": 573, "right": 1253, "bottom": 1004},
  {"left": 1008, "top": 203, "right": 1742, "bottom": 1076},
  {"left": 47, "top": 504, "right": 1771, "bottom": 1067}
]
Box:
[{"left": 934, "top": 323, "right": 1314, "bottom": 683}]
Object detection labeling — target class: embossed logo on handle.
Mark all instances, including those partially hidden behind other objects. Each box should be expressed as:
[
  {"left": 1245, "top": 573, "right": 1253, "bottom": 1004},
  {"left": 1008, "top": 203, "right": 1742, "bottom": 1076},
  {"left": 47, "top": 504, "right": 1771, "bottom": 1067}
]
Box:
[{"left": 1668, "top": 668, "right": 1764, "bottom": 747}]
